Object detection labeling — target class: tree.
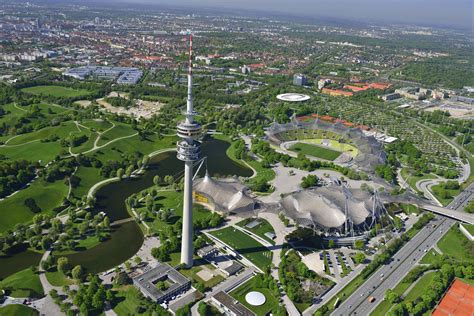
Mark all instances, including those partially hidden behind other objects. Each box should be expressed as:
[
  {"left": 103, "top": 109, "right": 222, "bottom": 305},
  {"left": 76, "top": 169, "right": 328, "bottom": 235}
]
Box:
[
  {"left": 117, "top": 168, "right": 124, "bottom": 179},
  {"left": 102, "top": 216, "right": 110, "bottom": 230},
  {"left": 153, "top": 175, "right": 161, "bottom": 186},
  {"left": 328, "top": 239, "right": 335, "bottom": 248},
  {"left": 114, "top": 271, "right": 131, "bottom": 285},
  {"left": 164, "top": 175, "right": 174, "bottom": 186},
  {"left": 71, "top": 265, "right": 84, "bottom": 280},
  {"left": 385, "top": 289, "right": 400, "bottom": 304},
  {"left": 24, "top": 198, "right": 41, "bottom": 213},
  {"left": 354, "top": 240, "right": 365, "bottom": 250},
  {"left": 57, "top": 257, "right": 70, "bottom": 275},
  {"left": 301, "top": 174, "right": 318, "bottom": 188},
  {"left": 134, "top": 256, "right": 142, "bottom": 265},
  {"left": 354, "top": 252, "right": 366, "bottom": 264}
]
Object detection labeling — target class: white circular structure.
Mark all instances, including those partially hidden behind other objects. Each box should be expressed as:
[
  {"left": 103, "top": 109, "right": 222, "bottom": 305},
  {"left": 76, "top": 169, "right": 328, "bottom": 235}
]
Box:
[
  {"left": 277, "top": 93, "right": 310, "bottom": 102},
  {"left": 245, "top": 291, "right": 266, "bottom": 306}
]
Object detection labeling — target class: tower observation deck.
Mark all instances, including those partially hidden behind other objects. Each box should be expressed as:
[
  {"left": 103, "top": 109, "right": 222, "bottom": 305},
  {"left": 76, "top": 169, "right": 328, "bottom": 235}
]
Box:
[{"left": 177, "top": 34, "right": 201, "bottom": 268}]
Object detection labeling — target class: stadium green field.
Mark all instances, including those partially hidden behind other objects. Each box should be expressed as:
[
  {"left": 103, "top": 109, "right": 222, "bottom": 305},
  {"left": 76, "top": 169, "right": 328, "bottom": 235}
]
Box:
[{"left": 289, "top": 142, "right": 342, "bottom": 161}]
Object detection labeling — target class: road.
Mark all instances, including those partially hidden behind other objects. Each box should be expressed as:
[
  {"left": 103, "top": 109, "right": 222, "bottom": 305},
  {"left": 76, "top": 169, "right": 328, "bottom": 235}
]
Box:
[{"left": 332, "top": 185, "right": 473, "bottom": 316}]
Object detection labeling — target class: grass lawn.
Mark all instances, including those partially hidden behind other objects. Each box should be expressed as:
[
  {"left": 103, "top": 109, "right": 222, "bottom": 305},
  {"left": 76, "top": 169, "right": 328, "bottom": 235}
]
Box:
[
  {"left": 22, "top": 85, "right": 91, "bottom": 98},
  {"left": 45, "top": 270, "right": 74, "bottom": 287},
  {"left": 431, "top": 184, "right": 460, "bottom": 206},
  {"left": 5, "top": 122, "right": 79, "bottom": 146},
  {"left": 230, "top": 277, "right": 279, "bottom": 316},
  {"left": 0, "top": 139, "right": 63, "bottom": 164},
  {"left": 137, "top": 189, "right": 215, "bottom": 233},
  {"left": 404, "top": 272, "right": 437, "bottom": 301},
  {"left": 289, "top": 142, "right": 341, "bottom": 161},
  {"left": 420, "top": 249, "right": 441, "bottom": 265},
  {"left": 113, "top": 285, "right": 143, "bottom": 316},
  {"left": 400, "top": 204, "right": 420, "bottom": 215},
  {"left": 70, "top": 166, "right": 105, "bottom": 199},
  {"left": 400, "top": 168, "right": 437, "bottom": 193},
  {"left": 81, "top": 119, "right": 113, "bottom": 132},
  {"left": 236, "top": 218, "right": 276, "bottom": 245},
  {"left": 163, "top": 252, "right": 182, "bottom": 267},
  {"left": 0, "top": 305, "right": 39, "bottom": 316},
  {"left": 91, "top": 134, "right": 177, "bottom": 165},
  {"left": 96, "top": 123, "right": 137, "bottom": 146},
  {"left": 0, "top": 179, "right": 68, "bottom": 233},
  {"left": 461, "top": 224, "right": 474, "bottom": 236},
  {"left": 0, "top": 268, "right": 44, "bottom": 298},
  {"left": 437, "top": 226, "right": 474, "bottom": 262},
  {"left": 209, "top": 227, "right": 272, "bottom": 271}
]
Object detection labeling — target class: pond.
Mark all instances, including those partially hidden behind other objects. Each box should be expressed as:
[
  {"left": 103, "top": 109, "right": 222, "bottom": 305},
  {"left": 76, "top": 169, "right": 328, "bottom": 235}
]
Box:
[
  {"left": 0, "top": 244, "right": 43, "bottom": 279},
  {"left": 0, "top": 137, "right": 252, "bottom": 277},
  {"left": 67, "top": 137, "right": 251, "bottom": 272}
]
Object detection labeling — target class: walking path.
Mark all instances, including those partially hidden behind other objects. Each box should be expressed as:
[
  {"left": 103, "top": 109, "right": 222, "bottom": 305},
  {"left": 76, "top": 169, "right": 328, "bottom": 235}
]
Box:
[{"left": 37, "top": 249, "right": 63, "bottom": 316}]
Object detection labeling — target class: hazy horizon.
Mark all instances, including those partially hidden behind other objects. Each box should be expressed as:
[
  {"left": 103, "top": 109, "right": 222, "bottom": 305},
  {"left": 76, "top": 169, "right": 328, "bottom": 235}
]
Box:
[{"left": 106, "top": 0, "right": 473, "bottom": 29}]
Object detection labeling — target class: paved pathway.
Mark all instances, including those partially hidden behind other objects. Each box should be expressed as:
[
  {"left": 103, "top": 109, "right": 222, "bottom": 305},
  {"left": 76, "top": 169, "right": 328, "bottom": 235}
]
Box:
[{"left": 37, "top": 249, "right": 63, "bottom": 316}]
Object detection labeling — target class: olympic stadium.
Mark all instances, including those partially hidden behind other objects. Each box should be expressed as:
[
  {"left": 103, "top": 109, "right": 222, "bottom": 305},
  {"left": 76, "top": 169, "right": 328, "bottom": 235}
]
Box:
[
  {"left": 280, "top": 185, "right": 386, "bottom": 236},
  {"left": 266, "top": 116, "right": 387, "bottom": 173}
]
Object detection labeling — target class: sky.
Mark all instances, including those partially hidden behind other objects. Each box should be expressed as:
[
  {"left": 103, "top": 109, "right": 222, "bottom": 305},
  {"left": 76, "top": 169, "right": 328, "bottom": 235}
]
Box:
[{"left": 118, "top": 0, "right": 473, "bottom": 29}]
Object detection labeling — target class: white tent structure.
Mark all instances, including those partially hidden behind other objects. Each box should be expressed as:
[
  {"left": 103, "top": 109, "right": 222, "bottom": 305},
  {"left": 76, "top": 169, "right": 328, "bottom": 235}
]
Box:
[
  {"left": 193, "top": 173, "right": 255, "bottom": 214},
  {"left": 281, "top": 185, "right": 384, "bottom": 235}
]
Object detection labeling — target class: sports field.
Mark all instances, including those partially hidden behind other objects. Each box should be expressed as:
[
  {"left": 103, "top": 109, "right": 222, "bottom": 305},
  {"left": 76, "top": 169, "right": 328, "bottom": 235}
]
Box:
[
  {"left": 22, "top": 85, "right": 91, "bottom": 98},
  {"left": 289, "top": 142, "right": 342, "bottom": 161},
  {"left": 209, "top": 226, "right": 272, "bottom": 270}
]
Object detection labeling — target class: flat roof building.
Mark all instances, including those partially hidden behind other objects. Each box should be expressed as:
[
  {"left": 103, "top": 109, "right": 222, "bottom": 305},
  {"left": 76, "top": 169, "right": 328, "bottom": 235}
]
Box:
[
  {"left": 64, "top": 66, "right": 143, "bottom": 84},
  {"left": 211, "top": 291, "right": 256, "bottom": 316},
  {"left": 132, "top": 263, "right": 191, "bottom": 303}
]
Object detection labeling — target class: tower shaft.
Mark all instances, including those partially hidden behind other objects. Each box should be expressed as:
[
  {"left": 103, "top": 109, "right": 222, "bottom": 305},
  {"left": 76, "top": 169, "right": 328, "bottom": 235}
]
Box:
[{"left": 180, "top": 161, "right": 194, "bottom": 267}]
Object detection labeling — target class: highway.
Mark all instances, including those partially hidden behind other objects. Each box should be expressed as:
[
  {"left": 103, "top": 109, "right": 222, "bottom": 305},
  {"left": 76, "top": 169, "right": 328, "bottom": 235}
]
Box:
[{"left": 332, "top": 185, "right": 473, "bottom": 316}]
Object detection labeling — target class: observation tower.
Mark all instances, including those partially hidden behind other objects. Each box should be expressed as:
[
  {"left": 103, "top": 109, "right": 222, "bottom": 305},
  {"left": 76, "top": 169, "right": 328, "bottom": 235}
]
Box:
[{"left": 177, "top": 34, "right": 201, "bottom": 268}]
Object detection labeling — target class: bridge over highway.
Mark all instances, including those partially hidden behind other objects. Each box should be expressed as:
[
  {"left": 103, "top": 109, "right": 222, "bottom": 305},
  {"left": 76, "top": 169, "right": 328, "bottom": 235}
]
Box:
[
  {"left": 417, "top": 203, "right": 474, "bottom": 225},
  {"left": 380, "top": 184, "right": 474, "bottom": 225}
]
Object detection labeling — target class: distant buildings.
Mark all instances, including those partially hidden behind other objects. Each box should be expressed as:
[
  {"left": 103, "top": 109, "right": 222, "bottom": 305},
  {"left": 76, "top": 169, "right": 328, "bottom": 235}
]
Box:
[
  {"left": 395, "top": 87, "right": 426, "bottom": 100},
  {"left": 318, "top": 78, "right": 332, "bottom": 90},
  {"left": 293, "top": 73, "right": 307, "bottom": 86},
  {"left": 64, "top": 66, "right": 143, "bottom": 84},
  {"left": 381, "top": 92, "right": 401, "bottom": 101},
  {"left": 132, "top": 263, "right": 191, "bottom": 303},
  {"left": 450, "top": 95, "right": 474, "bottom": 105}
]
